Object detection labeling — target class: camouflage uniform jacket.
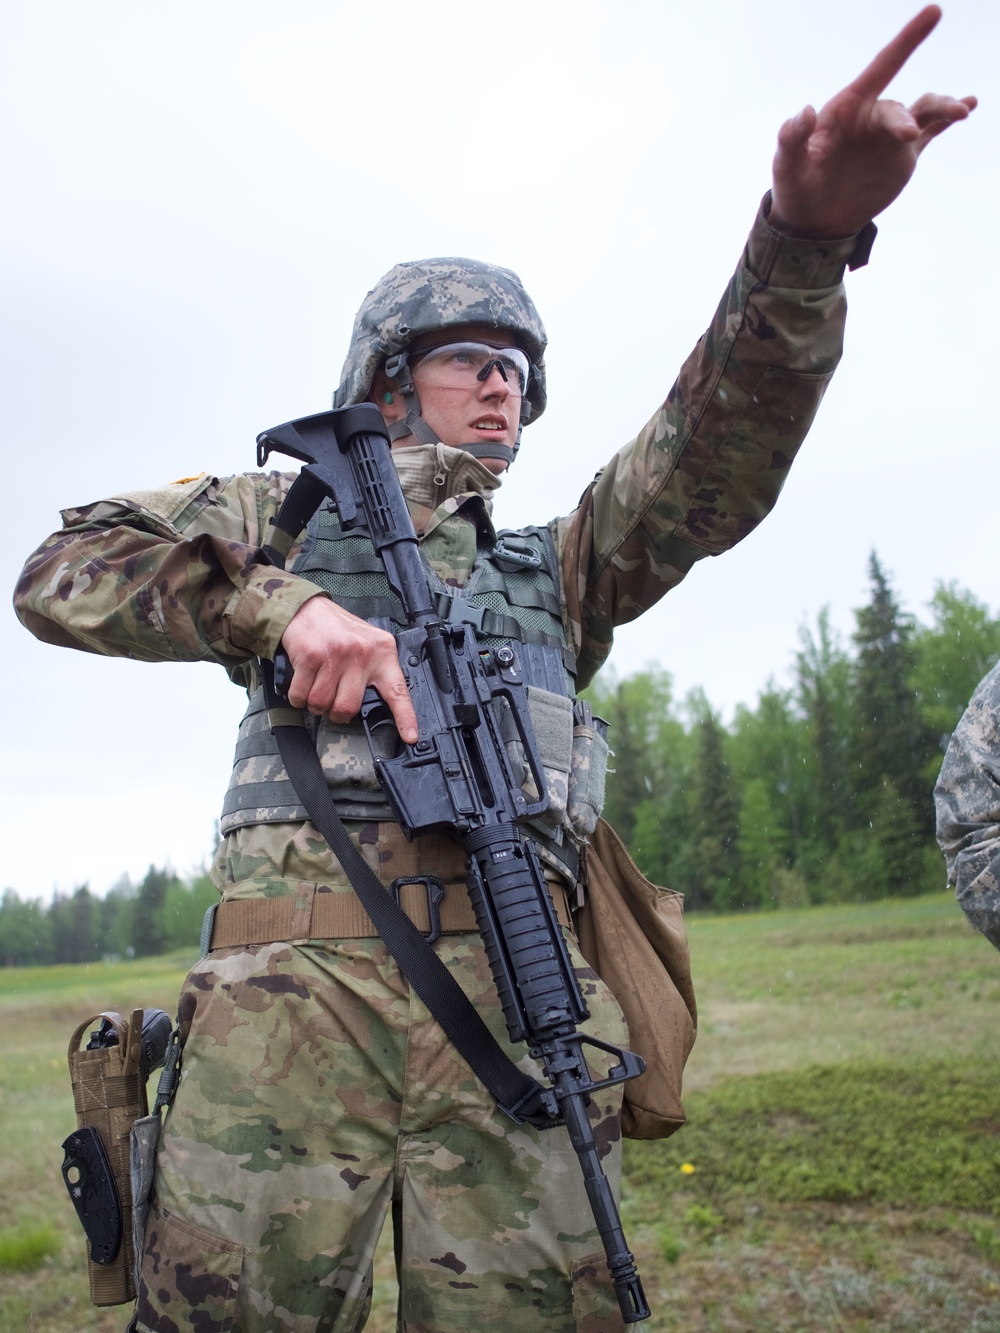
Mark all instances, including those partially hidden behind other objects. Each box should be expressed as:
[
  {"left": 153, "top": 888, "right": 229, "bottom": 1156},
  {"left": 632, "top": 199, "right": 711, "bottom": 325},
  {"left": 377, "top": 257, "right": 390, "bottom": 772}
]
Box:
[
  {"left": 935, "top": 659, "right": 1000, "bottom": 951},
  {"left": 15, "top": 201, "right": 859, "bottom": 901}
]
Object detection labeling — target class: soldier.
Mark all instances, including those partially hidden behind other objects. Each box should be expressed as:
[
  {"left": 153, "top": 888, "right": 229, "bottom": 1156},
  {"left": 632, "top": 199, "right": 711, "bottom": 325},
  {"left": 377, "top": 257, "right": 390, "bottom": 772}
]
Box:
[
  {"left": 935, "top": 660, "right": 1000, "bottom": 952},
  {"left": 14, "top": 8, "right": 975, "bottom": 1332}
]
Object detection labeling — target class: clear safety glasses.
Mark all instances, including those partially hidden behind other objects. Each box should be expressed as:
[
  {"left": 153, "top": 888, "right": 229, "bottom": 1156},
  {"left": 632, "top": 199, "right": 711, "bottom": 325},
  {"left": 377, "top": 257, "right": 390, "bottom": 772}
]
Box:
[{"left": 409, "top": 342, "right": 530, "bottom": 397}]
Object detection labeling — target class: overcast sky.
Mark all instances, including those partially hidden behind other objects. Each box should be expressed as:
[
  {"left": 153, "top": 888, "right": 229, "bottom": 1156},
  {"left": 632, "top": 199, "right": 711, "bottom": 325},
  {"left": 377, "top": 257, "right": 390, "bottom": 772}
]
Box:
[{"left": 2, "top": 0, "right": 995, "bottom": 902}]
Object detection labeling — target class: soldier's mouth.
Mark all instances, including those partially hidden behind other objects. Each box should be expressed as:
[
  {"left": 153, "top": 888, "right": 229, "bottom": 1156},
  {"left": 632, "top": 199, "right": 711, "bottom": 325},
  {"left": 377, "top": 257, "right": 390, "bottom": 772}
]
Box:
[{"left": 472, "top": 417, "right": 508, "bottom": 433}]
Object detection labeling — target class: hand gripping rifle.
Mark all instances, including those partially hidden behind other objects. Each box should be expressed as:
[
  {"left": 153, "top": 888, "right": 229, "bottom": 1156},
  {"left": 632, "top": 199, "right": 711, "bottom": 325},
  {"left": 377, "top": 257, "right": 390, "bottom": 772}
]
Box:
[{"left": 256, "top": 404, "right": 650, "bottom": 1323}]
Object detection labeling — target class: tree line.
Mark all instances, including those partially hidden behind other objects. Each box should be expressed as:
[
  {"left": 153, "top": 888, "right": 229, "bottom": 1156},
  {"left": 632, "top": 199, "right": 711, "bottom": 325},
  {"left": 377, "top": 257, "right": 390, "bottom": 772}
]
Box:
[
  {"left": 2, "top": 554, "right": 998, "bottom": 965},
  {"left": 0, "top": 867, "right": 217, "bottom": 967},
  {"left": 588, "top": 555, "right": 1000, "bottom": 911}
]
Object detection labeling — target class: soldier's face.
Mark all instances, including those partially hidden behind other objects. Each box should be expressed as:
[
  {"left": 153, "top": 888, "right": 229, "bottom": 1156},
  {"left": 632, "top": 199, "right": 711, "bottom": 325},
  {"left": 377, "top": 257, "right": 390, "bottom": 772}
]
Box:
[{"left": 373, "top": 324, "right": 522, "bottom": 474}]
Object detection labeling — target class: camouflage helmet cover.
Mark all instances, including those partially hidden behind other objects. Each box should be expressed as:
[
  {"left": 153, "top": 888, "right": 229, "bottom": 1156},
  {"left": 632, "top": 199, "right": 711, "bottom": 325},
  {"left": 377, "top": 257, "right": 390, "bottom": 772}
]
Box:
[{"left": 334, "top": 257, "right": 548, "bottom": 423}]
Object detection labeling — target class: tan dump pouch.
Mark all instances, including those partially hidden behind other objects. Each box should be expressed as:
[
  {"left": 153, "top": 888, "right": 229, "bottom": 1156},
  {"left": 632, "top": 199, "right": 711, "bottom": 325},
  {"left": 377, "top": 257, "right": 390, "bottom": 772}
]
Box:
[
  {"left": 577, "top": 818, "right": 697, "bottom": 1140},
  {"left": 67, "top": 1010, "right": 148, "bottom": 1306}
]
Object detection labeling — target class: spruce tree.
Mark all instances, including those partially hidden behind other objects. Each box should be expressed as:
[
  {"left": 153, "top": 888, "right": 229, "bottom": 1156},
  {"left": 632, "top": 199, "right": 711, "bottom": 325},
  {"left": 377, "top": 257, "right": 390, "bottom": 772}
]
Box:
[
  {"left": 797, "top": 608, "right": 855, "bottom": 851},
  {"left": 132, "top": 865, "right": 175, "bottom": 957},
  {"left": 729, "top": 687, "right": 803, "bottom": 871},
  {"left": 686, "top": 708, "right": 740, "bottom": 911},
  {"left": 735, "top": 778, "right": 784, "bottom": 908},
  {"left": 851, "top": 552, "right": 935, "bottom": 837},
  {"left": 49, "top": 886, "right": 100, "bottom": 963}
]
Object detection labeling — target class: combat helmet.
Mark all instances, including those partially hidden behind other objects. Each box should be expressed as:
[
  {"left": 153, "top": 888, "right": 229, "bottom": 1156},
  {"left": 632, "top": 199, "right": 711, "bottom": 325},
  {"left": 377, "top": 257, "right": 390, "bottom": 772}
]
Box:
[{"left": 333, "top": 257, "right": 547, "bottom": 465}]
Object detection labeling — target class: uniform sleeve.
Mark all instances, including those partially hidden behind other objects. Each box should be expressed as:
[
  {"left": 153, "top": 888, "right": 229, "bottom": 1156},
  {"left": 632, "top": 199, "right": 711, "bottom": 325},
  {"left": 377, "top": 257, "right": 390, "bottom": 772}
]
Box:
[
  {"left": 12, "top": 470, "right": 328, "bottom": 681},
  {"left": 555, "top": 194, "right": 865, "bottom": 688},
  {"left": 934, "top": 661, "right": 1000, "bottom": 952}
]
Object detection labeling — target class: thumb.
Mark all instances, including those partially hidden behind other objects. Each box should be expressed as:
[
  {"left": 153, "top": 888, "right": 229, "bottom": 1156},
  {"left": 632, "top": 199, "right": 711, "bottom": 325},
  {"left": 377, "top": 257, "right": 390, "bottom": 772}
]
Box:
[{"left": 776, "top": 104, "right": 817, "bottom": 154}]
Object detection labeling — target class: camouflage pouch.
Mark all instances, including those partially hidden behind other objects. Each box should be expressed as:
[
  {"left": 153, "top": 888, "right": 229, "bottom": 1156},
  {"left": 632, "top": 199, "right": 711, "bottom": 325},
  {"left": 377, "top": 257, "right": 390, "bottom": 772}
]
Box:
[
  {"left": 524, "top": 685, "right": 573, "bottom": 830},
  {"left": 62, "top": 1009, "right": 171, "bottom": 1306},
  {"left": 566, "top": 700, "right": 610, "bottom": 838},
  {"left": 577, "top": 819, "right": 698, "bottom": 1140}
]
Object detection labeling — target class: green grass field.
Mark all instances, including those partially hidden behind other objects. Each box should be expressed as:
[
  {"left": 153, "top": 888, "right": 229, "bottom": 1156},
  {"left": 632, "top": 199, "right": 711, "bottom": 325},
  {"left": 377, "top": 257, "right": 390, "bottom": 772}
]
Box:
[{"left": 1, "top": 893, "right": 998, "bottom": 1331}]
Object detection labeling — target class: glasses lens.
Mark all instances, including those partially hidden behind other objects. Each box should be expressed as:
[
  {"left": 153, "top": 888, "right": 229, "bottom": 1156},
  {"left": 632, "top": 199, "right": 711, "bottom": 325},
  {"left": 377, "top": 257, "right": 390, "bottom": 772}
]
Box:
[{"left": 412, "top": 342, "right": 529, "bottom": 396}]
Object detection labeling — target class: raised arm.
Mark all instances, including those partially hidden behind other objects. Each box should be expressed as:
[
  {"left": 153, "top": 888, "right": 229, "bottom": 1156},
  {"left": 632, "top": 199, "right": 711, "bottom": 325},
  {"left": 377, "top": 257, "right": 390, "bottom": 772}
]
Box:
[{"left": 558, "top": 6, "right": 975, "bottom": 688}]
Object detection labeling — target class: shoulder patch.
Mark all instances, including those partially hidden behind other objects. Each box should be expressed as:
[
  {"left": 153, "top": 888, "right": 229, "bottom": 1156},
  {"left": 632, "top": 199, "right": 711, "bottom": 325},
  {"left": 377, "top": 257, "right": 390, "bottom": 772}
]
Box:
[{"left": 109, "top": 474, "right": 214, "bottom": 528}]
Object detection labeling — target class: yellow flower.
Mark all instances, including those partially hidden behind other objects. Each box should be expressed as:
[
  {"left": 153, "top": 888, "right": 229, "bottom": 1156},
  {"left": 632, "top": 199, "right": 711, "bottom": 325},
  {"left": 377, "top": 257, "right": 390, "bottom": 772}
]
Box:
[{"left": 680, "top": 1163, "right": 696, "bottom": 1175}]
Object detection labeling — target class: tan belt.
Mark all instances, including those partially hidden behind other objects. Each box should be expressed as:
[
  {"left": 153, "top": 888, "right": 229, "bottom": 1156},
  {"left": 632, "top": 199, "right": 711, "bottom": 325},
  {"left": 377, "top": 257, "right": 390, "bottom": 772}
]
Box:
[{"left": 208, "top": 876, "right": 573, "bottom": 950}]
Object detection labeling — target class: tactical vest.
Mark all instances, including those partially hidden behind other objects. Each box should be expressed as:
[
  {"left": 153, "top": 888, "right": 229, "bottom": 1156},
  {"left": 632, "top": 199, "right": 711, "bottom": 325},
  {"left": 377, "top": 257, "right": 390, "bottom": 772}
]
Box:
[{"left": 219, "top": 504, "right": 609, "bottom": 883}]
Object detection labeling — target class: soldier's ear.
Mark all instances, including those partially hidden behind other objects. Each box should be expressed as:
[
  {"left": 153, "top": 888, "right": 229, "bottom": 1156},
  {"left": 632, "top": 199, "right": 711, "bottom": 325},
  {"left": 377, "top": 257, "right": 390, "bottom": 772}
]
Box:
[{"left": 369, "top": 366, "right": 406, "bottom": 426}]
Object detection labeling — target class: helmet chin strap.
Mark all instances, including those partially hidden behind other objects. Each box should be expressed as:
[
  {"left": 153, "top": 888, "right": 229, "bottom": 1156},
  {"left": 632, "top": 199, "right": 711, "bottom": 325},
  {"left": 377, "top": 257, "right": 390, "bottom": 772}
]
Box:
[
  {"left": 460, "top": 436, "right": 520, "bottom": 464},
  {"left": 383, "top": 352, "right": 522, "bottom": 465}
]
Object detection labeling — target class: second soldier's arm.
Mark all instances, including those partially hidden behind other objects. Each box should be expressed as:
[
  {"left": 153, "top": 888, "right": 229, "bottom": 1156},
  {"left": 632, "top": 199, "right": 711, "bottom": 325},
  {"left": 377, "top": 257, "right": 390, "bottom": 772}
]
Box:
[{"left": 935, "top": 661, "right": 1000, "bottom": 952}]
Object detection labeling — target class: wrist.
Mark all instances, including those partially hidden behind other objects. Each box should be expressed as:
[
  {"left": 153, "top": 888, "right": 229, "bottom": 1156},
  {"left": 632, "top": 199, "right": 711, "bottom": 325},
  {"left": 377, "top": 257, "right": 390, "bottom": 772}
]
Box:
[
  {"left": 749, "top": 192, "right": 878, "bottom": 284},
  {"left": 230, "top": 568, "right": 329, "bottom": 659},
  {"left": 765, "top": 190, "right": 862, "bottom": 243}
]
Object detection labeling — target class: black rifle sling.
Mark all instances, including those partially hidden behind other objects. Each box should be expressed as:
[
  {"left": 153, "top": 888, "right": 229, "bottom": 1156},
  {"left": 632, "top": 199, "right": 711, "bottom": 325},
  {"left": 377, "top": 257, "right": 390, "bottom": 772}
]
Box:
[{"left": 257, "top": 654, "right": 556, "bottom": 1131}]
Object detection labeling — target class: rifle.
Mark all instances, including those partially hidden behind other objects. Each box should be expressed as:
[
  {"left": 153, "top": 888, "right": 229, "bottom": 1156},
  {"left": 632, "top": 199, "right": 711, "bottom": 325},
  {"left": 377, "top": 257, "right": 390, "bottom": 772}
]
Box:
[{"left": 256, "top": 404, "right": 650, "bottom": 1324}]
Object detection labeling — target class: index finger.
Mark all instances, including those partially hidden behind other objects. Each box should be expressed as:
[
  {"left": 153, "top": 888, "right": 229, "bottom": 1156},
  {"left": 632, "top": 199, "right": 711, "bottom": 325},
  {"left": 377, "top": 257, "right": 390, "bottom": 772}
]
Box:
[
  {"left": 847, "top": 5, "right": 942, "bottom": 100},
  {"left": 375, "top": 667, "right": 419, "bottom": 745}
]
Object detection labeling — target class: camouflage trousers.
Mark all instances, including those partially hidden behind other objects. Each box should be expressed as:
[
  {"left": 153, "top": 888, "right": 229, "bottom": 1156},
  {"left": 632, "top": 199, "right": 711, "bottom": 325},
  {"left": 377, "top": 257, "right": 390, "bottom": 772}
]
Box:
[{"left": 134, "top": 931, "right": 633, "bottom": 1333}]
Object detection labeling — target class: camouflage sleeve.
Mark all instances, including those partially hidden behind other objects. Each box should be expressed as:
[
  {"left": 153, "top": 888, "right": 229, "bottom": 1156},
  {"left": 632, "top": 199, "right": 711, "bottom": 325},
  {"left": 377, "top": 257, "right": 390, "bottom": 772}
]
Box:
[
  {"left": 934, "top": 660, "right": 1000, "bottom": 952},
  {"left": 13, "top": 471, "right": 328, "bottom": 682},
  {"left": 555, "top": 194, "right": 867, "bottom": 688}
]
